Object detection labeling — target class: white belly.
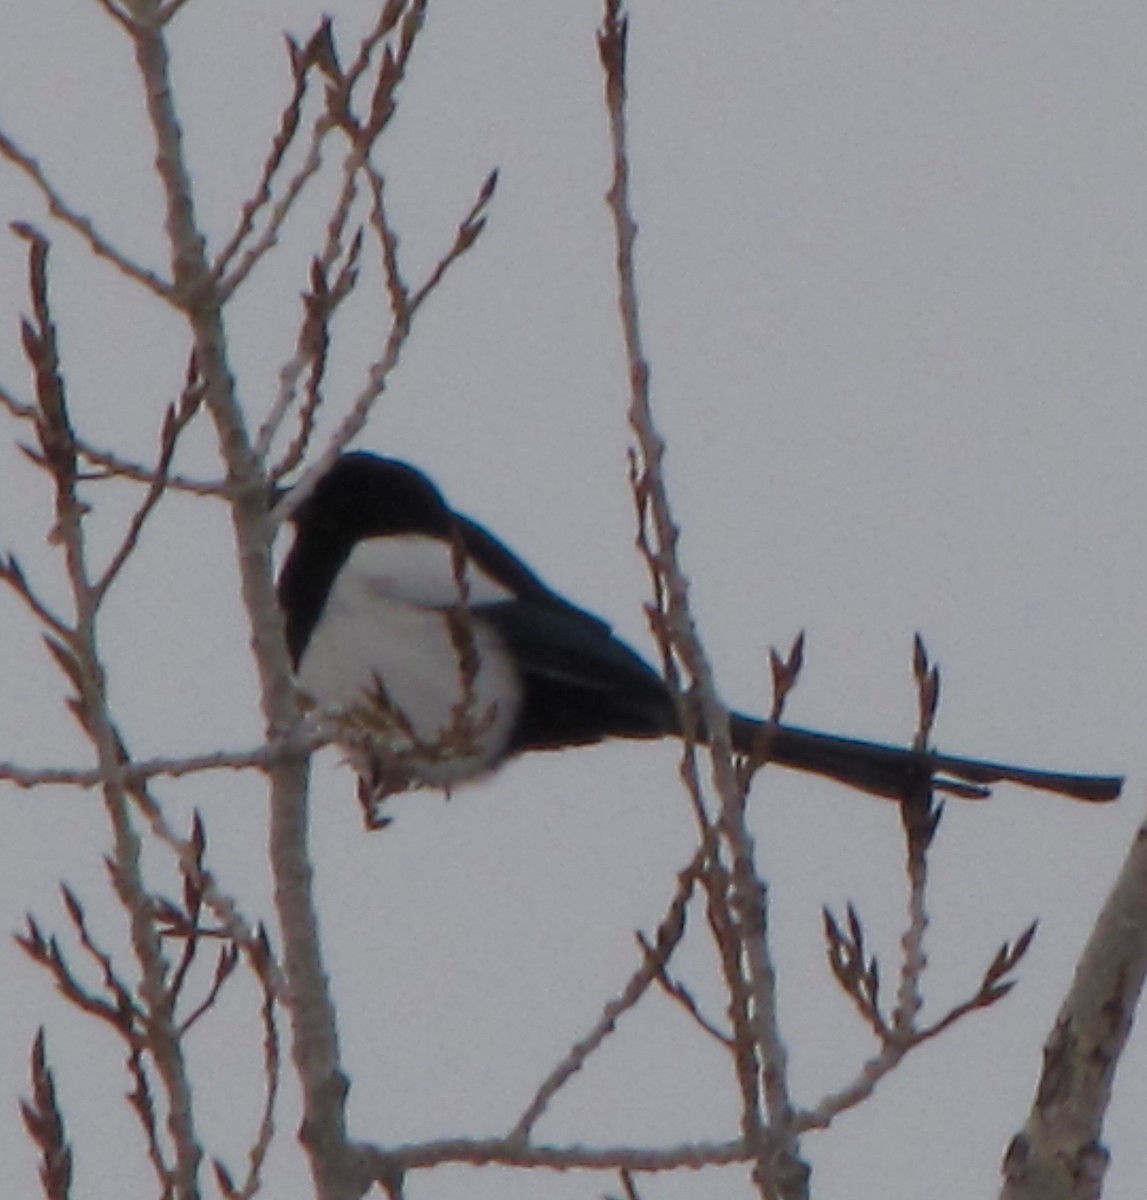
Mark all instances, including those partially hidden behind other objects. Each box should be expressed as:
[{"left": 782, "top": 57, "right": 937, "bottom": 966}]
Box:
[{"left": 296, "top": 539, "right": 523, "bottom": 788}]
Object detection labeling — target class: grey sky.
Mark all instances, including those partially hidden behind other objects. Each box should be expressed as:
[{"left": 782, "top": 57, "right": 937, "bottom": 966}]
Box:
[{"left": 1, "top": 2, "right": 1145, "bottom": 1197}]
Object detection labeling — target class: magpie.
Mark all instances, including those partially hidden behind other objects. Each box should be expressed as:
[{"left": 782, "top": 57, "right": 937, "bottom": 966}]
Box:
[{"left": 276, "top": 451, "right": 1123, "bottom": 811}]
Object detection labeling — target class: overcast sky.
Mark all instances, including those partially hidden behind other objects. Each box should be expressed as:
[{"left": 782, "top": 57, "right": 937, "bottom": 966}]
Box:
[{"left": 2, "top": 2, "right": 1147, "bottom": 1198}]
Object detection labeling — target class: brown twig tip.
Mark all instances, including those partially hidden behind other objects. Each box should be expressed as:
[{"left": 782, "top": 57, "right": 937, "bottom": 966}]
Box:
[
  {"left": 824, "top": 904, "right": 887, "bottom": 1037},
  {"left": 983, "top": 921, "right": 1039, "bottom": 993},
  {"left": 213, "top": 1158, "right": 239, "bottom": 1200},
  {"left": 21, "top": 1029, "right": 74, "bottom": 1200},
  {"left": 898, "top": 788, "right": 944, "bottom": 856},
  {"left": 911, "top": 632, "right": 940, "bottom": 748},
  {"left": 292, "top": 17, "right": 341, "bottom": 81},
  {"left": 769, "top": 631, "right": 805, "bottom": 721}
]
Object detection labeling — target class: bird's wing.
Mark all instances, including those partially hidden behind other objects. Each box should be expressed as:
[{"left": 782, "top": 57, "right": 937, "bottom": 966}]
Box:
[{"left": 477, "top": 599, "right": 677, "bottom": 749}]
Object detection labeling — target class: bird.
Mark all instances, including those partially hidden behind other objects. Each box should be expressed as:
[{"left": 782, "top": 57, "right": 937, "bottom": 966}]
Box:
[{"left": 276, "top": 451, "right": 1122, "bottom": 817}]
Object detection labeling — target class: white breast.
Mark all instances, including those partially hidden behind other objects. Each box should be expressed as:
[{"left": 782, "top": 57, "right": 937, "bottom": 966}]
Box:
[{"left": 296, "top": 536, "right": 523, "bottom": 787}]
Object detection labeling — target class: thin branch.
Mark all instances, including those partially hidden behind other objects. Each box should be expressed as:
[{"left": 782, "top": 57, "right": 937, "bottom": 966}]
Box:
[
  {"left": 0, "top": 556, "right": 73, "bottom": 637},
  {"left": 94, "top": 361, "right": 205, "bottom": 600},
  {"left": 268, "top": 231, "right": 363, "bottom": 479},
  {"left": 20, "top": 1030, "right": 74, "bottom": 1200},
  {"left": 365, "top": 1135, "right": 746, "bottom": 1176},
  {"left": 643, "top": 938, "right": 733, "bottom": 1047},
  {"left": 215, "top": 22, "right": 343, "bottom": 292},
  {"left": 157, "top": 0, "right": 196, "bottom": 24},
  {"left": 91, "top": 0, "right": 136, "bottom": 34},
  {"left": 0, "top": 149, "right": 173, "bottom": 298},
  {"left": 231, "top": 927, "right": 283, "bottom": 1200},
  {"left": 0, "top": 733, "right": 325, "bottom": 791},
  {"left": 11, "top": 217, "right": 208, "bottom": 1199},
  {"left": 508, "top": 844, "right": 707, "bottom": 1142},
  {"left": 598, "top": 6, "right": 802, "bottom": 1196}
]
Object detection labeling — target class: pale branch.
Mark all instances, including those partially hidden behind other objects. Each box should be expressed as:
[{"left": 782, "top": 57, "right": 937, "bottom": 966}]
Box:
[
  {"left": 913, "top": 923, "right": 1037, "bottom": 1043},
  {"left": 341, "top": 0, "right": 425, "bottom": 98},
  {"left": 807, "top": 641, "right": 1042, "bottom": 1136},
  {"left": 264, "top": 28, "right": 497, "bottom": 496},
  {"left": 273, "top": 205, "right": 487, "bottom": 523},
  {"left": 254, "top": 6, "right": 425, "bottom": 467},
  {"left": 129, "top": 787, "right": 290, "bottom": 1003},
  {"left": 891, "top": 639, "right": 946, "bottom": 1039},
  {"left": 1000, "top": 819, "right": 1147, "bottom": 1200},
  {"left": 0, "top": 140, "right": 172, "bottom": 299},
  {"left": 364, "top": 1135, "right": 747, "bottom": 1176},
  {"left": 124, "top": 1033, "right": 175, "bottom": 1196},
  {"left": 254, "top": 205, "right": 361, "bottom": 466},
  {"left": 812, "top": 912, "right": 1038, "bottom": 1132},
  {"left": 699, "top": 848, "right": 769, "bottom": 1151},
  {"left": 406, "top": 168, "right": 498, "bottom": 317},
  {"left": 23, "top": 239, "right": 206, "bottom": 1196},
  {"left": 0, "top": 735, "right": 326, "bottom": 792},
  {"left": 16, "top": 912, "right": 136, "bottom": 1031},
  {"left": 268, "top": 231, "right": 364, "bottom": 480},
  {"left": 508, "top": 844, "right": 707, "bottom": 1142},
  {"left": 362, "top": 165, "right": 409, "bottom": 330},
  {"left": 94, "top": 363, "right": 205, "bottom": 600},
  {"left": 599, "top": 6, "right": 802, "bottom": 1196},
  {"left": 224, "top": 926, "right": 283, "bottom": 1200},
  {"left": 794, "top": 1040, "right": 914, "bottom": 1135},
  {"left": 642, "top": 935, "right": 734, "bottom": 1047},
  {"left": 0, "top": 315, "right": 226, "bottom": 496},
  {"left": 217, "top": 112, "right": 333, "bottom": 302},
  {"left": 112, "top": 8, "right": 448, "bottom": 1197},
  {"left": 176, "top": 945, "right": 241, "bottom": 1036},
  {"left": 213, "top": 21, "right": 340, "bottom": 286}
]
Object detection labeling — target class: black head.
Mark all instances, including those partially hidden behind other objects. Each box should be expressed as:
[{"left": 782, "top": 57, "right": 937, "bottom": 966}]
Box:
[
  {"left": 278, "top": 453, "right": 457, "bottom": 664},
  {"left": 289, "top": 452, "right": 454, "bottom": 546}
]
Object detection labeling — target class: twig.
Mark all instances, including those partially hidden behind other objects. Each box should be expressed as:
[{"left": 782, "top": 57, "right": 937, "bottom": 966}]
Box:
[
  {"left": 598, "top": 5, "right": 803, "bottom": 1196},
  {"left": 213, "top": 21, "right": 340, "bottom": 285},
  {"left": 94, "top": 360, "right": 204, "bottom": 600},
  {"left": 20, "top": 1031, "right": 74, "bottom": 1200},
  {"left": 0, "top": 733, "right": 326, "bottom": 791},
  {"left": 0, "top": 140, "right": 173, "bottom": 298},
  {"left": 364, "top": 1135, "right": 746, "bottom": 1176},
  {"left": 508, "top": 844, "right": 707, "bottom": 1142}
]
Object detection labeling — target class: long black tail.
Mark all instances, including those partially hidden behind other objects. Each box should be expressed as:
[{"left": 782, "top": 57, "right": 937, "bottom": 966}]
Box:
[{"left": 726, "top": 715, "right": 1122, "bottom": 803}]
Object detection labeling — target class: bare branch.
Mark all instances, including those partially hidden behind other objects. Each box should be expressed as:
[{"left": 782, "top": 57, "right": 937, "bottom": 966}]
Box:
[
  {"left": 20, "top": 1031, "right": 74, "bottom": 1200},
  {"left": 599, "top": 5, "right": 803, "bottom": 1195},
  {"left": 215, "top": 22, "right": 344, "bottom": 291},
  {"left": 509, "top": 844, "right": 706, "bottom": 1142},
  {"left": 768, "top": 632, "right": 805, "bottom": 723},
  {"left": 0, "top": 147, "right": 173, "bottom": 297},
  {"left": 94, "top": 359, "right": 205, "bottom": 600},
  {"left": 0, "top": 732, "right": 325, "bottom": 791},
  {"left": 0, "top": 556, "right": 72, "bottom": 636},
  {"left": 1001, "top": 819, "right": 1147, "bottom": 1199},
  {"left": 364, "top": 1135, "right": 746, "bottom": 1177},
  {"left": 823, "top": 904, "right": 888, "bottom": 1040},
  {"left": 406, "top": 168, "right": 498, "bottom": 316},
  {"left": 643, "top": 935, "right": 733, "bottom": 1047},
  {"left": 268, "top": 231, "right": 364, "bottom": 479}
]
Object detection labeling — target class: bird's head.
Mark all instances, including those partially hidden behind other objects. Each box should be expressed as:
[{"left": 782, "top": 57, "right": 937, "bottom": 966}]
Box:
[{"left": 281, "top": 452, "right": 454, "bottom": 546}]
